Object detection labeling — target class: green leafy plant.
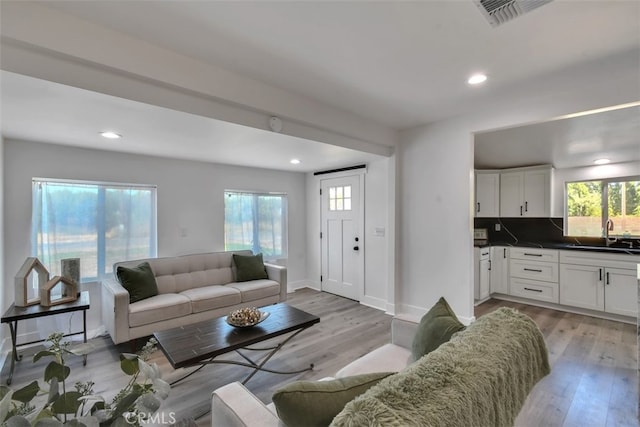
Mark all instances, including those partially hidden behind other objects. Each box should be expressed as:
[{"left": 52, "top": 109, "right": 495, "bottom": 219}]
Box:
[{"left": 0, "top": 333, "right": 169, "bottom": 426}]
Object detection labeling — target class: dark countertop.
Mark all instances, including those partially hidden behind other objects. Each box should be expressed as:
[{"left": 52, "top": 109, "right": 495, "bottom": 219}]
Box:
[{"left": 486, "top": 241, "right": 640, "bottom": 256}]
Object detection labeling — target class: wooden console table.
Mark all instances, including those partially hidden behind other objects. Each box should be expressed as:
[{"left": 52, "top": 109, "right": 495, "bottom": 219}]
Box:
[{"left": 1, "top": 291, "right": 90, "bottom": 385}]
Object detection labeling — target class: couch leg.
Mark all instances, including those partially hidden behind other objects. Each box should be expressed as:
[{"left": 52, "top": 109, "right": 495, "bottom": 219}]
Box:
[{"left": 130, "top": 339, "right": 137, "bottom": 353}]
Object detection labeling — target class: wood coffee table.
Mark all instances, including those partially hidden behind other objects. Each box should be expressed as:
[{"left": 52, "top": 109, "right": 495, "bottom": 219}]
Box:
[{"left": 153, "top": 303, "right": 320, "bottom": 385}]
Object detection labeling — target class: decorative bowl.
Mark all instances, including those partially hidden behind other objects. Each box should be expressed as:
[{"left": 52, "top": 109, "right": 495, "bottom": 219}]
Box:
[{"left": 226, "top": 308, "right": 270, "bottom": 328}]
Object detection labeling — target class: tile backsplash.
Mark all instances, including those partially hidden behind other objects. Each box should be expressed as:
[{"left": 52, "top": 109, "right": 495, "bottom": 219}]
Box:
[{"left": 475, "top": 217, "right": 640, "bottom": 247}]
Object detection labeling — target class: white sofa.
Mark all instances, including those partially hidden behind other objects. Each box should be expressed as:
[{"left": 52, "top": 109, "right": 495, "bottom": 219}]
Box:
[
  {"left": 211, "top": 308, "right": 551, "bottom": 426},
  {"left": 102, "top": 250, "right": 287, "bottom": 344},
  {"left": 210, "top": 316, "right": 416, "bottom": 427}
]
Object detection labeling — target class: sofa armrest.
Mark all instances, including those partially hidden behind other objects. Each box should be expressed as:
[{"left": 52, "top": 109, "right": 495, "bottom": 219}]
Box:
[
  {"left": 391, "top": 316, "right": 418, "bottom": 349},
  {"left": 264, "top": 263, "right": 287, "bottom": 302},
  {"left": 212, "top": 382, "right": 281, "bottom": 427},
  {"left": 101, "top": 278, "right": 131, "bottom": 344}
]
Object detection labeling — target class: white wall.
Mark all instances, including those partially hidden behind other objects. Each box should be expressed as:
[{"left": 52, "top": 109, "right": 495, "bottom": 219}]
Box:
[
  {"left": 3, "top": 139, "right": 307, "bottom": 344},
  {"left": 397, "top": 49, "right": 640, "bottom": 323},
  {"left": 304, "top": 157, "right": 393, "bottom": 312},
  {"left": 0, "top": 135, "right": 4, "bottom": 329}
]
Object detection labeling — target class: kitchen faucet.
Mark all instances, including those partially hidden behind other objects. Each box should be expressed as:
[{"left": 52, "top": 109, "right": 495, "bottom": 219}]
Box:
[{"left": 604, "top": 219, "right": 617, "bottom": 247}]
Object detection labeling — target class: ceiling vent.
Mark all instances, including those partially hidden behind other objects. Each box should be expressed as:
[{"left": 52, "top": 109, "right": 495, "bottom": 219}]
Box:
[{"left": 474, "top": 0, "right": 553, "bottom": 27}]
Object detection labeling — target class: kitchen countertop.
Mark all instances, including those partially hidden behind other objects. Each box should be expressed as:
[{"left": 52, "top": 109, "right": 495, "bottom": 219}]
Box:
[{"left": 486, "top": 241, "right": 640, "bottom": 256}]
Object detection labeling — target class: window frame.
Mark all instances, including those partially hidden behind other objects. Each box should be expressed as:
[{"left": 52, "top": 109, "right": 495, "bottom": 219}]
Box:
[
  {"left": 223, "top": 190, "right": 288, "bottom": 260},
  {"left": 564, "top": 175, "right": 640, "bottom": 238},
  {"left": 31, "top": 177, "right": 158, "bottom": 282}
]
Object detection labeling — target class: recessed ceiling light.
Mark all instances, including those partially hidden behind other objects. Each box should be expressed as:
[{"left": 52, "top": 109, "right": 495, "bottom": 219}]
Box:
[
  {"left": 290, "top": 159, "right": 301, "bottom": 165},
  {"left": 467, "top": 73, "right": 487, "bottom": 85},
  {"left": 594, "top": 158, "right": 610, "bottom": 165},
  {"left": 100, "top": 131, "right": 122, "bottom": 139}
]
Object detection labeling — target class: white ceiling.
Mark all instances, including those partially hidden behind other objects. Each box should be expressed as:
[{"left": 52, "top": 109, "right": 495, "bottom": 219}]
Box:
[
  {"left": 37, "top": 0, "right": 640, "bottom": 129},
  {"left": 1, "top": 72, "right": 383, "bottom": 173},
  {"left": 1, "top": 1, "right": 639, "bottom": 172},
  {"left": 474, "top": 103, "right": 640, "bottom": 169}
]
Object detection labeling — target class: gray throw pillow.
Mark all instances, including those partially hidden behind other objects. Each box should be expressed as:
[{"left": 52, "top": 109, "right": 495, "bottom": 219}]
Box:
[
  {"left": 233, "top": 253, "right": 268, "bottom": 282},
  {"left": 411, "top": 296, "right": 465, "bottom": 361},
  {"left": 272, "top": 372, "right": 394, "bottom": 427},
  {"left": 116, "top": 262, "right": 159, "bottom": 303}
]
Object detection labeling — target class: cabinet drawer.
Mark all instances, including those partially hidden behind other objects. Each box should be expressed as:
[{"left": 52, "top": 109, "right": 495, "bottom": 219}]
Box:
[
  {"left": 510, "top": 247, "right": 558, "bottom": 262},
  {"left": 510, "top": 259, "right": 558, "bottom": 283},
  {"left": 510, "top": 278, "right": 559, "bottom": 303}
]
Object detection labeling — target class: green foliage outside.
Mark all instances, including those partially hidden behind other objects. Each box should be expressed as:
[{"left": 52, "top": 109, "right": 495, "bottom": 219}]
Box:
[
  {"left": 567, "top": 179, "right": 640, "bottom": 237},
  {"left": 224, "top": 192, "right": 286, "bottom": 257}
]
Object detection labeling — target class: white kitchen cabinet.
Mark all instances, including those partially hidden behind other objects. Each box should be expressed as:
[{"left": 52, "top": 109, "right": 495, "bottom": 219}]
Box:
[
  {"left": 500, "top": 166, "right": 553, "bottom": 217},
  {"left": 475, "top": 171, "right": 500, "bottom": 217},
  {"left": 475, "top": 247, "right": 491, "bottom": 301},
  {"left": 490, "top": 246, "right": 509, "bottom": 294},
  {"left": 559, "top": 250, "right": 638, "bottom": 317},
  {"left": 479, "top": 257, "right": 491, "bottom": 300},
  {"left": 509, "top": 247, "right": 559, "bottom": 303},
  {"left": 559, "top": 264, "right": 603, "bottom": 311}
]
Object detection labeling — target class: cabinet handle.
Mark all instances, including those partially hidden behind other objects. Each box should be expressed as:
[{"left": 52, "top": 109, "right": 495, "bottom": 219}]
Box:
[
  {"left": 599, "top": 268, "right": 602, "bottom": 281},
  {"left": 524, "top": 268, "right": 543, "bottom": 273},
  {"left": 503, "top": 248, "right": 506, "bottom": 258},
  {"left": 606, "top": 271, "right": 610, "bottom": 285},
  {"left": 525, "top": 201, "right": 528, "bottom": 212},
  {"left": 524, "top": 287, "right": 543, "bottom": 293},
  {"left": 477, "top": 202, "right": 480, "bottom": 213},
  {"left": 523, "top": 253, "right": 543, "bottom": 257},
  {"left": 488, "top": 260, "right": 492, "bottom": 271},
  {"left": 520, "top": 205, "right": 523, "bottom": 216}
]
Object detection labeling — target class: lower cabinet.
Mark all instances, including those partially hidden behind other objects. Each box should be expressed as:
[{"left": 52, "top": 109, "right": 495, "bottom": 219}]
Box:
[
  {"left": 559, "top": 251, "right": 638, "bottom": 318},
  {"left": 490, "top": 246, "right": 509, "bottom": 294},
  {"left": 559, "top": 264, "right": 603, "bottom": 311},
  {"left": 509, "top": 248, "right": 559, "bottom": 303},
  {"left": 510, "top": 277, "right": 559, "bottom": 304}
]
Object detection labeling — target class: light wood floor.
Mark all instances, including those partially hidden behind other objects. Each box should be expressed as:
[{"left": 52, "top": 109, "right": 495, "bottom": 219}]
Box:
[
  {"left": 3, "top": 290, "right": 638, "bottom": 426},
  {"left": 477, "top": 299, "right": 639, "bottom": 427}
]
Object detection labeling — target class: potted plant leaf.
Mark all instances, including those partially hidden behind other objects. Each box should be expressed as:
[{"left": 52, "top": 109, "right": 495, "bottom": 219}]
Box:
[{"left": 0, "top": 333, "right": 170, "bottom": 426}]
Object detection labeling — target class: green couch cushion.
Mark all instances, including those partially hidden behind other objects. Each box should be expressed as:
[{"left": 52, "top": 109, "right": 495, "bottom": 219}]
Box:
[
  {"left": 272, "top": 372, "right": 394, "bottom": 427},
  {"left": 411, "top": 296, "right": 465, "bottom": 360},
  {"left": 116, "top": 262, "right": 159, "bottom": 303},
  {"left": 233, "top": 253, "right": 268, "bottom": 282}
]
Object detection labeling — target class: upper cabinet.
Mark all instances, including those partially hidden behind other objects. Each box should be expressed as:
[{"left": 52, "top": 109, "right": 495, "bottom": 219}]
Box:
[
  {"left": 499, "top": 166, "right": 553, "bottom": 217},
  {"left": 475, "top": 171, "right": 500, "bottom": 217}
]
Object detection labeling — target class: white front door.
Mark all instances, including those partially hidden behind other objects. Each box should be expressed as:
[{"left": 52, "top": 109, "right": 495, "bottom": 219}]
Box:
[{"left": 320, "top": 175, "right": 362, "bottom": 300}]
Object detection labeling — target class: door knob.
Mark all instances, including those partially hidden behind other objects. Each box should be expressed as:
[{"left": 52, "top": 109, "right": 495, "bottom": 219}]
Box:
[{"left": 353, "top": 246, "right": 359, "bottom": 251}]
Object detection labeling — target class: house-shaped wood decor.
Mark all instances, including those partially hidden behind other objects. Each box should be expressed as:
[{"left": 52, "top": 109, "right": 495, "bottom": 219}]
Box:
[
  {"left": 40, "top": 276, "right": 78, "bottom": 307},
  {"left": 14, "top": 257, "right": 49, "bottom": 307}
]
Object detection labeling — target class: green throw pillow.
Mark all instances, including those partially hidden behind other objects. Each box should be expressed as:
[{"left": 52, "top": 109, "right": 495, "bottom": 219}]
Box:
[
  {"left": 411, "top": 296, "right": 465, "bottom": 361},
  {"left": 116, "top": 262, "right": 159, "bottom": 303},
  {"left": 233, "top": 253, "right": 268, "bottom": 282},
  {"left": 272, "top": 372, "right": 394, "bottom": 427}
]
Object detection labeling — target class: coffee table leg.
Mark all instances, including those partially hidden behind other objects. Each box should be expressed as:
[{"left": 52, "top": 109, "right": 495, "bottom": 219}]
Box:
[
  {"left": 7, "top": 321, "right": 21, "bottom": 385},
  {"left": 238, "top": 326, "right": 313, "bottom": 384},
  {"left": 168, "top": 326, "right": 315, "bottom": 387}
]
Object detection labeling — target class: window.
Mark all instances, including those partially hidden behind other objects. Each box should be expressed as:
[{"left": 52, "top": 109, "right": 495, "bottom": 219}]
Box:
[
  {"left": 565, "top": 177, "right": 640, "bottom": 237},
  {"left": 328, "top": 185, "right": 352, "bottom": 211},
  {"left": 32, "top": 179, "right": 157, "bottom": 281},
  {"left": 224, "top": 191, "right": 287, "bottom": 259}
]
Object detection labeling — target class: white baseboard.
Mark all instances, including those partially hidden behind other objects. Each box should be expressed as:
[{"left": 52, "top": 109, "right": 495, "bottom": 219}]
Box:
[
  {"left": 395, "top": 303, "right": 474, "bottom": 326},
  {"left": 288, "top": 281, "right": 319, "bottom": 292},
  {"left": 360, "top": 295, "right": 387, "bottom": 312}
]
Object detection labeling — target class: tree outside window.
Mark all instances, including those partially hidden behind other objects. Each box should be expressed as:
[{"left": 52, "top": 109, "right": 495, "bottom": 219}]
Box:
[
  {"left": 224, "top": 191, "right": 288, "bottom": 259},
  {"left": 566, "top": 178, "right": 640, "bottom": 238}
]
